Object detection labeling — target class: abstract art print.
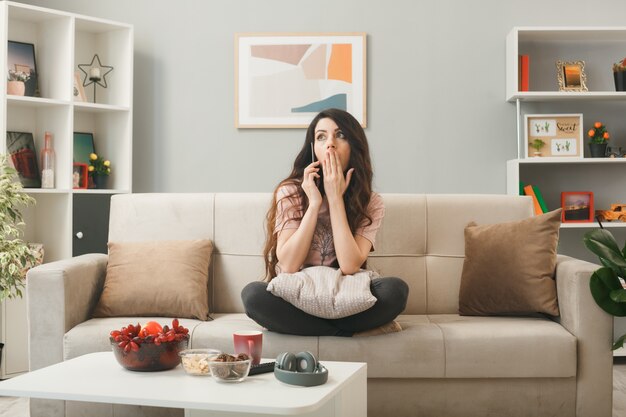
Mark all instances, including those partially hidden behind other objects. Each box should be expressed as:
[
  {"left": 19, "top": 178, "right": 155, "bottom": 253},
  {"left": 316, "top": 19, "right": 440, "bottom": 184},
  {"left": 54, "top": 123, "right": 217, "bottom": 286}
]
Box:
[{"left": 235, "top": 33, "right": 366, "bottom": 128}]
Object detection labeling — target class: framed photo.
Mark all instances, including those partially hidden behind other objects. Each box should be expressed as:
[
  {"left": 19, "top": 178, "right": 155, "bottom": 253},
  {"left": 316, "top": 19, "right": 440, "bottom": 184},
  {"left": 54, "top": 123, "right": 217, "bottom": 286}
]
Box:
[
  {"left": 7, "top": 41, "right": 39, "bottom": 97},
  {"left": 6, "top": 131, "right": 41, "bottom": 188},
  {"left": 525, "top": 114, "right": 583, "bottom": 158},
  {"left": 72, "top": 163, "right": 88, "bottom": 189},
  {"left": 235, "top": 32, "right": 366, "bottom": 128},
  {"left": 556, "top": 60, "right": 588, "bottom": 92},
  {"left": 561, "top": 191, "right": 594, "bottom": 223},
  {"left": 73, "top": 132, "right": 95, "bottom": 166},
  {"left": 73, "top": 71, "right": 86, "bottom": 102}
]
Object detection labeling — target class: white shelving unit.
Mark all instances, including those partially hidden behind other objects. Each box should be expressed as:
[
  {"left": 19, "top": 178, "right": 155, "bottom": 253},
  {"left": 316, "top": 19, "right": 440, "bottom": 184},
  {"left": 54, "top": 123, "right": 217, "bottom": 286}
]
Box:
[
  {"left": 0, "top": 1, "right": 133, "bottom": 378},
  {"left": 506, "top": 26, "right": 626, "bottom": 229},
  {"left": 506, "top": 27, "right": 626, "bottom": 355}
]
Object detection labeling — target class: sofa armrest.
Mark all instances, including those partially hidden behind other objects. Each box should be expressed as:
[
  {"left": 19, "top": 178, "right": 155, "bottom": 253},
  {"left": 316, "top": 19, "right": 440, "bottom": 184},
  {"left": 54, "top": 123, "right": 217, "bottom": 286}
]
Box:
[
  {"left": 27, "top": 254, "right": 107, "bottom": 371},
  {"left": 554, "top": 254, "right": 613, "bottom": 417}
]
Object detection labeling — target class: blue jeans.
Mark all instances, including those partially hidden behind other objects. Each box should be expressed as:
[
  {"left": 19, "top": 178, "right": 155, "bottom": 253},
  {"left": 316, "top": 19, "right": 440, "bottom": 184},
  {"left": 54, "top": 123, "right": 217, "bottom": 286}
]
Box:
[{"left": 241, "top": 277, "right": 409, "bottom": 337}]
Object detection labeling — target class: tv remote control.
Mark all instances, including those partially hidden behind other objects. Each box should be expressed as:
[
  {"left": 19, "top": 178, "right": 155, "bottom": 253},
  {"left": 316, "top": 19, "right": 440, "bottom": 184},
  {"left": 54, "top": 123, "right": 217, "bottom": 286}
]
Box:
[{"left": 248, "top": 361, "right": 276, "bottom": 376}]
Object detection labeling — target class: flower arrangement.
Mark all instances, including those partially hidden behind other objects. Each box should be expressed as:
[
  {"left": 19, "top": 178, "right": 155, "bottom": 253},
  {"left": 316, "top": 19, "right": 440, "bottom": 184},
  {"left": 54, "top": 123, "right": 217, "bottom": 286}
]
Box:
[
  {"left": 613, "top": 57, "right": 626, "bottom": 73},
  {"left": 88, "top": 153, "right": 111, "bottom": 176},
  {"left": 7, "top": 69, "right": 30, "bottom": 82},
  {"left": 588, "top": 122, "right": 610, "bottom": 145}
]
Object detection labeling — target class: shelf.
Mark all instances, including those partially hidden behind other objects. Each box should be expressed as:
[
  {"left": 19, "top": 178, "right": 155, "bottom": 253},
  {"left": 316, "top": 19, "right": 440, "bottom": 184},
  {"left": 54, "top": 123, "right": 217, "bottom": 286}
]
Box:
[
  {"left": 510, "top": 158, "right": 626, "bottom": 164},
  {"left": 7, "top": 96, "right": 71, "bottom": 108},
  {"left": 22, "top": 188, "right": 71, "bottom": 194},
  {"left": 561, "top": 222, "right": 626, "bottom": 229},
  {"left": 507, "top": 91, "right": 626, "bottom": 103},
  {"left": 72, "top": 188, "right": 129, "bottom": 194},
  {"left": 74, "top": 102, "right": 130, "bottom": 113}
]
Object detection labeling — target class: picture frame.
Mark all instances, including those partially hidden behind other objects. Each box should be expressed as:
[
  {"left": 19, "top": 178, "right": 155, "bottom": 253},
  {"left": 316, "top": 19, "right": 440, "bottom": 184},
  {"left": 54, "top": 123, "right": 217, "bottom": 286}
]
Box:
[
  {"left": 561, "top": 191, "right": 594, "bottom": 223},
  {"left": 556, "top": 60, "right": 588, "bottom": 92},
  {"left": 235, "top": 32, "right": 366, "bottom": 128},
  {"left": 72, "top": 163, "right": 88, "bottom": 189},
  {"left": 73, "top": 132, "right": 95, "bottom": 166},
  {"left": 6, "top": 131, "right": 41, "bottom": 188},
  {"left": 73, "top": 71, "right": 87, "bottom": 102},
  {"left": 7, "top": 41, "right": 39, "bottom": 97},
  {"left": 524, "top": 114, "right": 583, "bottom": 158}
]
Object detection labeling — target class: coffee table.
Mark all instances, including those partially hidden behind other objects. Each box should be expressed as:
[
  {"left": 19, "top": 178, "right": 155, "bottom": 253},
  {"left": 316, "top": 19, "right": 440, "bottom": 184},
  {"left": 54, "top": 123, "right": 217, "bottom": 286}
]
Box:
[{"left": 0, "top": 352, "right": 366, "bottom": 417}]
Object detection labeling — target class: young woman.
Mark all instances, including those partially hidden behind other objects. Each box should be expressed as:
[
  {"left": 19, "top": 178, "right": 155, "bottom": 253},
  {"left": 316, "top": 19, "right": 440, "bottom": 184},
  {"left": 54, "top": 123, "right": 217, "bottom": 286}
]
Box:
[{"left": 241, "top": 109, "right": 408, "bottom": 337}]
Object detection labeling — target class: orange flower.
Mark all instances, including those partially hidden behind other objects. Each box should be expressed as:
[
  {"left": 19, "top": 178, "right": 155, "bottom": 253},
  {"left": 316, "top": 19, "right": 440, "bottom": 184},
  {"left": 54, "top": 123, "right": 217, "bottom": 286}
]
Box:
[
  {"left": 588, "top": 129, "right": 595, "bottom": 137},
  {"left": 595, "top": 122, "right": 603, "bottom": 129},
  {"left": 604, "top": 132, "right": 610, "bottom": 140}
]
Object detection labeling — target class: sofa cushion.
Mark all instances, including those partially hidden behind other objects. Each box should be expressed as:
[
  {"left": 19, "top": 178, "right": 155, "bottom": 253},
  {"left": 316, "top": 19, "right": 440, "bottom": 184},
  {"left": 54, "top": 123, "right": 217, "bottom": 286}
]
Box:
[
  {"left": 459, "top": 209, "right": 561, "bottom": 316},
  {"left": 430, "top": 314, "right": 576, "bottom": 378},
  {"left": 190, "top": 313, "right": 319, "bottom": 359},
  {"left": 93, "top": 240, "right": 213, "bottom": 320}
]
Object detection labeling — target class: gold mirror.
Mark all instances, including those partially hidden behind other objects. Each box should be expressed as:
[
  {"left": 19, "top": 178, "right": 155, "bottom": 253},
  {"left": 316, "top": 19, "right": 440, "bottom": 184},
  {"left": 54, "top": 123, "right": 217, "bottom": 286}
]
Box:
[{"left": 556, "top": 60, "right": 588, "bottom": 92}]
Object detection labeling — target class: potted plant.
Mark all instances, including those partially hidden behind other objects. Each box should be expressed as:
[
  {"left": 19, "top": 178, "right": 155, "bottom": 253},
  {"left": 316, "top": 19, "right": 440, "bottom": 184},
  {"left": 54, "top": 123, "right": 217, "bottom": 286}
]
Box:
[
  {"left": 6, "top": 69, "right": 30, "bottom": 96},
  {"left": 583, "top": 227, "right": 626, "bottom": 349},
  {"left": 88, "top": 152, "right": 111, "bottom": 189},
  {"left": 0, "top": 154, "right": 38, "bottom": 302},
  {"left": 530, "top": 139, "right": 546, "bottom": 157},
  {"left": 613, "top": 57, "right": 626, "bottom": 92},
  {"left": 587, "top": 121, "right": 610, "bottom": 158}
]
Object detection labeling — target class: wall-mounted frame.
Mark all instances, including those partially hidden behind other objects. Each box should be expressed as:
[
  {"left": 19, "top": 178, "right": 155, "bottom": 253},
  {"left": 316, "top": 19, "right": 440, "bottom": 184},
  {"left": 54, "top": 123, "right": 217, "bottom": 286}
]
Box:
[
  {"left": 561, "top": 191, "right": 594, "bottom": 223},
  {"left": 72, "top": 163, "right": 88, "bottom": 189},
  {"left": 7, "top": 41, "right": 39, "bottom": 97},
  {"left": 556, "top": 60, "right": 588, "bottom": 92},
  {"left": 525, "top": 114, "right": 583, "bottom": 159},
  {"left": 235, "top": 32, "right": 366, "bottom": 128}
]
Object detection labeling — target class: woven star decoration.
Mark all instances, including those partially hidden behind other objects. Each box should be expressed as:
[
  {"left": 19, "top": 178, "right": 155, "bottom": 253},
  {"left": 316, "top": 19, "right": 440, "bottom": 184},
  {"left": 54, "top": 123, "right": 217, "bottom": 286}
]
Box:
[{"left": 78, "top": 54, "right": 113, "bottom": 88}]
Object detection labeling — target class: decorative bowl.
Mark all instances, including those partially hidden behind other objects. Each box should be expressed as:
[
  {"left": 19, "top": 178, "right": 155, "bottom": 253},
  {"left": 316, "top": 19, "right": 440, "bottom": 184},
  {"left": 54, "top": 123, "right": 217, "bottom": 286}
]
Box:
[
  {"left": 110, "top": 338, "right": 188, "bottom": 372},
  {"left": 208, "top": 354, "right": 251, "bottom": 383},
  {"left": 179, "top": 348, "right": 221, "bottom": 376}
]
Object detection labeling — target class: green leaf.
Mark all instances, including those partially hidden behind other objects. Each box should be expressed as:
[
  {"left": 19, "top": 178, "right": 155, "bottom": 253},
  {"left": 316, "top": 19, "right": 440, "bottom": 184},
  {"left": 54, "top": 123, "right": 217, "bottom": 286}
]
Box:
[
  {"left": 610, "top": 289, "right": 626, "bottom": 302},
  {"left": 583, "top": 229, "right": 626, "bottom": 273},
  {"left": 614, "top": 333, "right": 626, "bottom": 350},
  {"left": 589, "top": 267, "right": 626, "bottom": 316}
]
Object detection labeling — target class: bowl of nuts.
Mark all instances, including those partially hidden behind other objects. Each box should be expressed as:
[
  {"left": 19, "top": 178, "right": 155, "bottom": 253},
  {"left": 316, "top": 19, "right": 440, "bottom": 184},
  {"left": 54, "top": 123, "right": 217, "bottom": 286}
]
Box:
[
  {"left": 179, "top": 349, "right": 221, "bottom": 376},
  {"left": 208, "top": 353, "right": 251, "bottom": 383}
]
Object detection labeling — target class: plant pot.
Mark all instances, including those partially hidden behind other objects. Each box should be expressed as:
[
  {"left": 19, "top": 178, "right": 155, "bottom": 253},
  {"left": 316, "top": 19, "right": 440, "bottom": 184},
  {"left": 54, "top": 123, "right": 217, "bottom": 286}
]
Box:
[
  {"left": 614, "top": 71, "right": 626, "bottom": 92},
  {"left": 92, "top": 174, "right": 109, "bottom": 189},
  {"left": 7, "top": 80, "right": 25, "bottom": 96},
  {"left": 533, "top": 151, "right": 542, "bottom": 157},
  {"left": 589, "top": 143, "right": 608, "bottom": 158}
]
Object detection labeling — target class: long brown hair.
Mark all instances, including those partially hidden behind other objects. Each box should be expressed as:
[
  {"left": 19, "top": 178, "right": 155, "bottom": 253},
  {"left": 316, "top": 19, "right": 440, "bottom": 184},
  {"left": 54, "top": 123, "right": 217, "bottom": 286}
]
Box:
[{"left": 262, "top": 109, "right": 373, "bottom": 280}]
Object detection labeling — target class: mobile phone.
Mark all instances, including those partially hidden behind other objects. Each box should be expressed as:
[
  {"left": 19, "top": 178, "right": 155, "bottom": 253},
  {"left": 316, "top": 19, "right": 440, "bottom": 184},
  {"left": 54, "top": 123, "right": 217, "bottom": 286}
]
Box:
[{"left": 311, "top": 142, "right": 316, "bottom": 164}]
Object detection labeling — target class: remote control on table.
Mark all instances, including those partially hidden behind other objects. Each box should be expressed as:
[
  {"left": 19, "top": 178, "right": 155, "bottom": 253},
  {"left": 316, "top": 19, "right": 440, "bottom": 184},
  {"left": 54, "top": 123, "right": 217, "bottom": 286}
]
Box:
[{"left": 248, "top": 361, "right": 276, "bottom": 376}]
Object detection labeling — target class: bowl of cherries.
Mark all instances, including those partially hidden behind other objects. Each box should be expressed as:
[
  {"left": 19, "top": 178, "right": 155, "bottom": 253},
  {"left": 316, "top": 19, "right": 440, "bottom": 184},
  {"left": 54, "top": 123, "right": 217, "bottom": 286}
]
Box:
[{"left": 110, "top": 319, "right": 190, "bottom": 372}]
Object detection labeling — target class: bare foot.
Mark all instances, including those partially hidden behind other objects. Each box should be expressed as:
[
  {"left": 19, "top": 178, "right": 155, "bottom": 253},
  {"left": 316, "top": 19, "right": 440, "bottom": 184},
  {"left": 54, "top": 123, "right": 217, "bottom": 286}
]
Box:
[{"left": 353, "top": 320, "right": 402, "bottom": 337}]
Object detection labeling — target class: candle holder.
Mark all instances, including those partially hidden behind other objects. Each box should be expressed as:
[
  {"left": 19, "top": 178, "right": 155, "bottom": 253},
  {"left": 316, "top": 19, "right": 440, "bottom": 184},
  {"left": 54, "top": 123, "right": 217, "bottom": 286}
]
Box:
[{"left": 78, "top": 54, "right": 113, "bottom": 103}]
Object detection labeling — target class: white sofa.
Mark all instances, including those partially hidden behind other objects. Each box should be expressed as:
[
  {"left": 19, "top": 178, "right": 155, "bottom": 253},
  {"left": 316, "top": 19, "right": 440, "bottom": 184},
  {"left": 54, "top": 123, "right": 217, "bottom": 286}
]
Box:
[{"left": 27, "top": 193, "right": 613, "bottom": 417}]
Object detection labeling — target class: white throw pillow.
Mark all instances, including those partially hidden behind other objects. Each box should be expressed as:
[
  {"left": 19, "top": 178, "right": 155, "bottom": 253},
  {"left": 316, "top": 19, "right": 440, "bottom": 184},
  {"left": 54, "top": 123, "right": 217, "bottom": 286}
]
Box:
[{"left": 267, "top": 266, "right": 377, "bottom": 319}]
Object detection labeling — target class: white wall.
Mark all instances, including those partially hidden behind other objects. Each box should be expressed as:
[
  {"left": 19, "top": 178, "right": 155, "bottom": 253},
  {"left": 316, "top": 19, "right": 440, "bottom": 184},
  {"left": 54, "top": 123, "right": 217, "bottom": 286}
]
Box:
[
  {"left": 14, "top": 0, "right": 626, "bottom": 259},
  {"left": 16, "top": 0, "right": 625, "bottom": 192}
]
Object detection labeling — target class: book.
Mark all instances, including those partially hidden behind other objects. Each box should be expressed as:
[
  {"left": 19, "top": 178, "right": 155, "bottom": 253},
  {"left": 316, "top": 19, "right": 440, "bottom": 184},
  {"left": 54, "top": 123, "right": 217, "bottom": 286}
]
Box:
[
  {"left": 519, "top": 55, "right": 529, "bottom": 92},
  {"left": 523, "top": 184, "right": 543, "bottom": 216},
  {"left": 532, "top": 185, "right": 548, "bottom": 213},
  {"left": 519, "top": 181, "right": 526, "bottom": 196}
]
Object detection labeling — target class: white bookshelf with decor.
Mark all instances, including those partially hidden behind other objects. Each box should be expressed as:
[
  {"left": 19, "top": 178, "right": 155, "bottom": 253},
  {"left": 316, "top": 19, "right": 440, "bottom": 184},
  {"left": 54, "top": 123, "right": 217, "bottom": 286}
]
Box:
[
  {"left": 506, "top": 26, "right": 626, "bottom": 355},
  {"left": 0, "top": 1, "right": 133, "bottom": 378}
]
